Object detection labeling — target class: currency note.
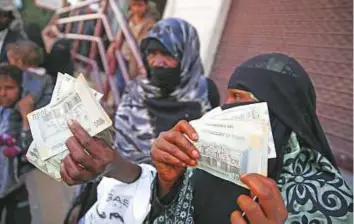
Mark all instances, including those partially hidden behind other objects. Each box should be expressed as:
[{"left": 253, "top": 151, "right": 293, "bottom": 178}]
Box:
[
  {"left": 203, "top": 102, "right": 276, "bottom": 159},
  {"left": 26, "top": 142, "right": 62, "bottom": 181},
  {"left": 194, "top": 139, "right": 249, "bottom": 185},
  {"left": 189, "top": 119, "right": 267, "bottom": 188},
  {"left": 28, "top": 75, "right": 112, "bottom": 160},
  {"left": 52, "top": 73, "right": 103, "bottom": 104}
]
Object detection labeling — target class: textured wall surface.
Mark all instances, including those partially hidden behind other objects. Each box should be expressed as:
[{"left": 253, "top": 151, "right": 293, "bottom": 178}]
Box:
[{"left": 210, "top": 0, "right": 353, "bottom": 171}]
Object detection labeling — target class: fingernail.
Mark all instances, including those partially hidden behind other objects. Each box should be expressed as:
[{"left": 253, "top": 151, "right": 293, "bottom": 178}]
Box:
[
  {"left": 191, "top": 160, "right": 197, "bottom": 166},
  {"left": 192, "top": 150, "right": 199, "bottom": 158},
  {"left": 67, "top": 119, "right": 74, "bottom": 127},
  {"left": 240, "top": 173, "right": 249, "bottom": 179},
  {"left": 192, "top": 133, "right": 198, "bottom": 140}
]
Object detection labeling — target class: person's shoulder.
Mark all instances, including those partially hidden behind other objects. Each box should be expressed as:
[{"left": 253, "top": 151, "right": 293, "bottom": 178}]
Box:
[
  {"left": 7, "top": 29, "right": 25, "bottom": 41},
  {"left": 144, "top": 13, "right": 157, "bottom": 25}
]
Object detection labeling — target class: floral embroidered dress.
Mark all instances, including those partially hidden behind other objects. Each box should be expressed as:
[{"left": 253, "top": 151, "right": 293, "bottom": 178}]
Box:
[
  {"left": 145, "top": 53, "right": 353, "bottom": 224},
  {"left": 146, "top": 133, "right": 353, "bottom": 224}
]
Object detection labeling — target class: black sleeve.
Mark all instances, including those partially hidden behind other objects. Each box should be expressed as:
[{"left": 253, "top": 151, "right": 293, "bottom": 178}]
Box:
[{"left": 146, "top": 174, "right": 184, "bottom": 222}]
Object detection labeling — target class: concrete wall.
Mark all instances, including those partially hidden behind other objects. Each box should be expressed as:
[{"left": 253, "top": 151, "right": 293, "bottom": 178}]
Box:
[{"left": 163, "top": 0, "right": 232, "bottom": 76}]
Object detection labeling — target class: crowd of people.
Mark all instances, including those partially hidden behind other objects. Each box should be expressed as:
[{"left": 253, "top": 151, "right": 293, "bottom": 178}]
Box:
[{"left": 0, "top": 0, "right": 352, "bottom": 224}]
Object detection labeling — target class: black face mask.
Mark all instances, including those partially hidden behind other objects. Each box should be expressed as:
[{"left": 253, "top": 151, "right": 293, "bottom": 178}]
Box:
[{"left": 149, "top": 66, "right": 181, "bottom": 95}]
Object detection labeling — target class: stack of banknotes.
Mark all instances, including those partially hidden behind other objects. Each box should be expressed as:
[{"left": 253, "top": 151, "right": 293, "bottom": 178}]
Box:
[
  {"left": 26, "top": 73, "right": 113, "bottom": 182},
  {"left": 189, "top": 102, "right": 276, "bottom": 188}
]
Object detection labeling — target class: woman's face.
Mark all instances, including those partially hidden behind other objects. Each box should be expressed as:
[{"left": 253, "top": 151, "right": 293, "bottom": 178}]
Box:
[
  {"left": 146, "top": 50, "right": 179, "bottom": 68},
  {"left": 225, "top": 89, "right": 256, "bottom": 104},
  {"left": 0, "top": 76, "right": 20, "bottom": 108}
]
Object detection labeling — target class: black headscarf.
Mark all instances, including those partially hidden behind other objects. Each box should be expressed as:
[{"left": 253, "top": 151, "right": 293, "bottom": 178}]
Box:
[
  {"left": 191, "top": 53, "right": 336, "bottom": 224},
  {"left": 24, "top": 23, "right": 45, "bottom": 50},
  {"left": 228, "top": 53, "right": 336, "bottom": 171},
  {"left": 43, "top": 38, "right": 74, "bottom": 83}
]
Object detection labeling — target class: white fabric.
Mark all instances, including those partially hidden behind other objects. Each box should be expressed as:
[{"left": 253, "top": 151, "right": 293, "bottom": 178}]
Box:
[
  {"left": 27, "top": 67, "right": 47, "bottom": 76},
  {"left": 0, "top": 0, "right": 15, "bottom": 11},
  {"left": 0, "top": 29, "right": 9, "bottom": 54},
  {"left": 80, "top": 164, "right": 156, "bottom": 224}
]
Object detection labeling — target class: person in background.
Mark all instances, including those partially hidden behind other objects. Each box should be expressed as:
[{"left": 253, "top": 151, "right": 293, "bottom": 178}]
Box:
[
  {"left": 148, "top": 53, "right": 353, "bottom": 223},
  {"left": 0, "top": 64, "right": 33, "bottom": 224},
  {"left": 206, "top": 78, "right": 220, "bottom": 109},
  {"left": 43, "top": 38, "right": 74, "bottom": 84},
  {"left": 107, "top": 0, "right": 156, "bottom": 95},
  {"left": 24, "top": 22, "right": 46, "bottom": 51},
  {"left": 61, "top": 18, "right": 212, "bottom": 223},
  {"left": 0, "top": 0, "right": 25, "bottom": 63},
  {"left": 6, "top": 40, "right": 53, "bottom": 109},
  {"left": 7, "top": 40, "right": 46, "bottom": 76}
]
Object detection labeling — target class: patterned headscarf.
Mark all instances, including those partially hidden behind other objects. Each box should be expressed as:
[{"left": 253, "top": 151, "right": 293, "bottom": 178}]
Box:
[{"left": 114, "top": 18, "right": 210, "bottom": 163}]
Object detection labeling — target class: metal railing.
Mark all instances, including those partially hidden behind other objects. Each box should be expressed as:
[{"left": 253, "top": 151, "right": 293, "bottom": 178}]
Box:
[{"left": 49, "top": 0, "right": 145, "bottom": 106}]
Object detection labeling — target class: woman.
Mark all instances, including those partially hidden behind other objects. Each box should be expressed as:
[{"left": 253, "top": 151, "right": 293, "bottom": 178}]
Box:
[
  {"left": 113, "top": 17, "right": 211, "bottom": 164},
  {"left": 61, "top": 18, "right": 212, "bottom": 222},
  {"left": 43, "top": 38, "right": 74, "bottom": 84},
  {"left": 149, "top": 53, "right": 353, "bottom": 223}
]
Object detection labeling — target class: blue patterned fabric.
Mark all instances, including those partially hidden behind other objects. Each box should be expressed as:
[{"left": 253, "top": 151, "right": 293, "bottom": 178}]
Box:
[
  {"left": 114, "top": 18, "right": 211, "bottom": 163},
  {"left": 0, "top": 107, "right": 23, "bottom": 198}
]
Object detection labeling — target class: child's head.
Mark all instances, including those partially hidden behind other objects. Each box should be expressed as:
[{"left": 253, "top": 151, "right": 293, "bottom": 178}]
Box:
[
  {"left": 0, "top": 63, "right": 22, "bottom": 108},
  {"left": 130, "top": 0, "right": 148, "bottom": 18},
  {"left": 6, "top": 40, "right": 44, "bottom": 70}
]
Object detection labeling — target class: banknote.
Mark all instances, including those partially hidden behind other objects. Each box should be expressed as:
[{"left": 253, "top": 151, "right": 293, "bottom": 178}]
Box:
[
  {"left": 26, "top": 142, "right": 62, "bottom": 182},
  {"left": 28, "top": 75, "right": 112, "bottom": 160},
  {"left": 52, "top": 73, "right": 103, "bottom": 104},
  {"left": 203, "top": 102, "right": 276, "bottom": 159},
  {"left": 189, "top": 118, "right": 268, "bottom": 188}
]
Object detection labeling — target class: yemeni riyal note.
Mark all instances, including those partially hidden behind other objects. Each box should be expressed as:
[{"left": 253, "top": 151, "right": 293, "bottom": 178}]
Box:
[
  {"left": 189, "top": 118, "right": 269, "bottom": 188},
  {"left": 26, "top": 74, "right": 113, "bottom": 181},
  {"left": 28, "top": 75, "right": 112, "bottom": 160}
]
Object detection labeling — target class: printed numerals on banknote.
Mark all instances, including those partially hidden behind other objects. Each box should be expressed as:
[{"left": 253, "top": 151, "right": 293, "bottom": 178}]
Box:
[
  {"left": 26, "top": 73, "right": 113, "bottom": 182},
  {"left": 188, "top": 103, "right": 273, "bottom": 188}
]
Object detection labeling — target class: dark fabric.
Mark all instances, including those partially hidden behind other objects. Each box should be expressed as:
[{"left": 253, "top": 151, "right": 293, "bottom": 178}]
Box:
[
  {"left": 63, "top": 181, "right": 100, "bottom": 224},
  {"left": 145, "top": 97, "right": 202, "bottom": 135},
  {"left": 206, "top": 78, "right": 220, "bottom": 108},
  {"left": 148, "top": 66, "right": 181, "bottom": 94},
  {"left": 143, "top": 38, "right": 168, "bottom": 57},
  {"left": 24, "top": 23, "right": 45, "bottom": 49},
  {"left": 114, "top": 18, "right": 210, "bottom": 163},
  {"left": 0, "top": 30, "right": 23, "bottom": 63},
  {"left": 188, "top": 53, "right": 335, "bottom": 224},
  {"left": 0, "top": 184, "right": 31, "bottom": 224},
  {"left": 228, "top": 67, "right": 335, "bottom": 169},
  {"left": 43, "top": 38, "right": 74, "bottom": 83},
  {"left": 192, "top": 170, "right": 249, "bottom": 224}
]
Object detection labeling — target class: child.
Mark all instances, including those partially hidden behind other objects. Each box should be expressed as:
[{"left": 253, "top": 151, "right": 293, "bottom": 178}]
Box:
[
  {"left": 0, "top": 64, "right": 32, "bottom": 224},
  {"left": 6, "top": 40, "right": 53, "bottom": 109},
  {"left": 6, "top": 40, "right": 45, "bottom": 76}
]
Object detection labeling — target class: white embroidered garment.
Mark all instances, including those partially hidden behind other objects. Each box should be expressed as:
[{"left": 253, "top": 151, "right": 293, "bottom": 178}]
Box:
[{"left": 80, "top": 164, "right": 156, "bottom": 224}]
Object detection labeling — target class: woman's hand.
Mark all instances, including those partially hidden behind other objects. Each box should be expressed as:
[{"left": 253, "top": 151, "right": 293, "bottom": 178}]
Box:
[
  {"left": 230, "top": 174, "right": 288, "bottom": 224},
  {"left": 151, "top": 120, "right": 199, "bottom": 197},
  {"left": 18, "top": 95, "right": 34, "bottom": 129},
  {"left": 60, "top": 120, "right": 118, "bottom": 185}
]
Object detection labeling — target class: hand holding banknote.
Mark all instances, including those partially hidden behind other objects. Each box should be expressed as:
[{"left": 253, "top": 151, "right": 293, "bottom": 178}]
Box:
[
  {"left": 151, "top": 120, "right": 200, "bottom": 197},
  {"left": 230, "top": 174, "right": 288, "bottom": 224},
  {"left": 60, "top": 120, "right": 117, "bottom": 185}
]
